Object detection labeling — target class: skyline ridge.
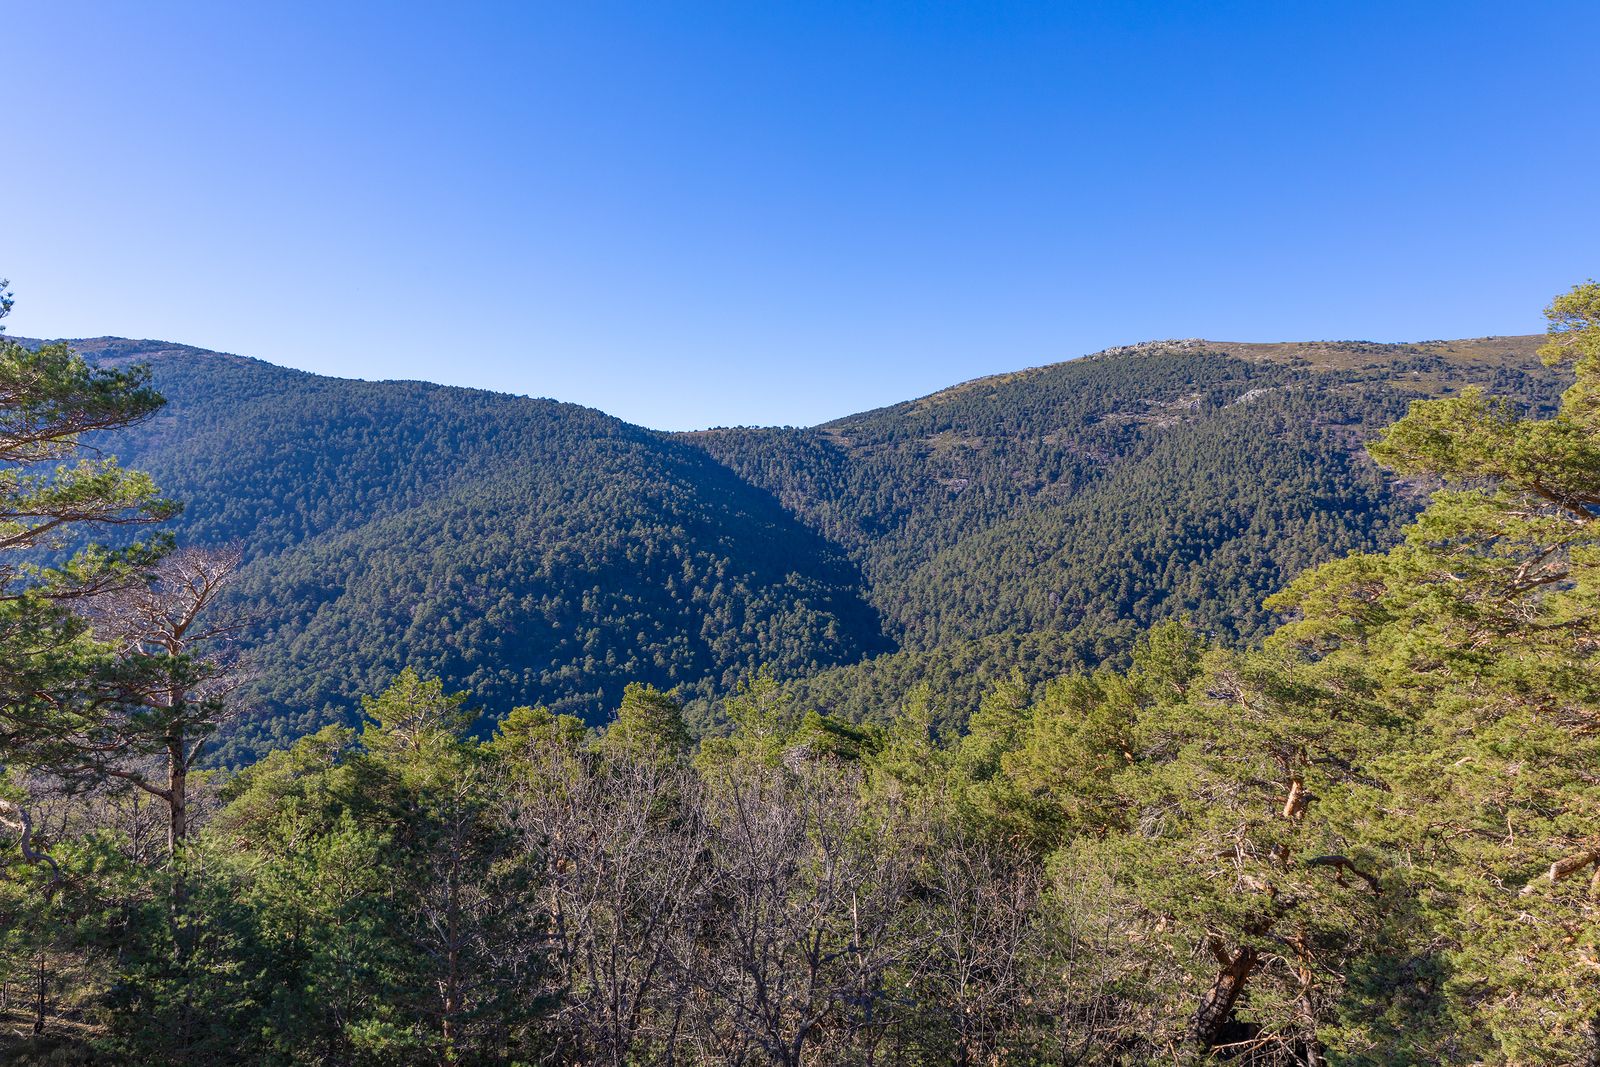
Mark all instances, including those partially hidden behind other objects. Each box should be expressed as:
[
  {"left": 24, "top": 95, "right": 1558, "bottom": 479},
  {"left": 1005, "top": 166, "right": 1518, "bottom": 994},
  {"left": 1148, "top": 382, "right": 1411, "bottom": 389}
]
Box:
[{"left": 17, "top": 328, "right": 1550, "bottom": 433}]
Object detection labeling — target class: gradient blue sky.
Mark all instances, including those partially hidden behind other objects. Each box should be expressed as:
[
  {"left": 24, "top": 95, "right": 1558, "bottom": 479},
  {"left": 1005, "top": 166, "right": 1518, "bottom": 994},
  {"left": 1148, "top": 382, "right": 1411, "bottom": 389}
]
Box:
[{"left": 6, "top": 2, "right": 1598, "bottom": 430}]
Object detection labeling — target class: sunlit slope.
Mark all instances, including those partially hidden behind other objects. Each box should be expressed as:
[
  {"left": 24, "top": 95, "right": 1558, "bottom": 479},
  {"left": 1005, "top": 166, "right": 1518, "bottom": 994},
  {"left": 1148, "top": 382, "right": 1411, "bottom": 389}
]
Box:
[{"left": 687, "top": 336, "right": 1563, "bottom": 723}]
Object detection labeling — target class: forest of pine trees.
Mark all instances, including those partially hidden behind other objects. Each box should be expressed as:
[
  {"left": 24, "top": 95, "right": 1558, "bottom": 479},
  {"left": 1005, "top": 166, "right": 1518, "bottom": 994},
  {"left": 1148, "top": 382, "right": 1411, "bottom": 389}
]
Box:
[
  {"left": 63, "top": 325, "right": 1562, "bottom": 762},
  {"left": 4, "top": 281, "right": 1600, "bottom": 1064}
]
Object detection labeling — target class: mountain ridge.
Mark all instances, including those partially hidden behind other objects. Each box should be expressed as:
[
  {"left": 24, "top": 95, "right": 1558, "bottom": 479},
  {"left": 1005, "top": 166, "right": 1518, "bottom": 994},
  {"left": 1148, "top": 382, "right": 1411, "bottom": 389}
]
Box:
[
  {"left": 22, "top": 331, "right": 1565, "bottom": 756},
  {"left": 26, "top": 331, "right": 1547, "bottom": 430}
]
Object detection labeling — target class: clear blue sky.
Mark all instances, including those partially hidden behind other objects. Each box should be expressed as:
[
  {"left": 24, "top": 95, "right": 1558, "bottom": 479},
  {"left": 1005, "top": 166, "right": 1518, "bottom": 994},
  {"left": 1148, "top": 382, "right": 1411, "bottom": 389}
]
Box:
[{"left": 6, "top": 2, "right": 1598, "bottom": 431}]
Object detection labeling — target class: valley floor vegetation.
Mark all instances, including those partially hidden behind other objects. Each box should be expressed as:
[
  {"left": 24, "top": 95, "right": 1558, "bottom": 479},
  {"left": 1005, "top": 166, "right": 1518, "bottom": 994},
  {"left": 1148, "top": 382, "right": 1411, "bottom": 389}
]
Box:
[{"left": 4, "top": 281, "right": 1600, "bottom": 1064}]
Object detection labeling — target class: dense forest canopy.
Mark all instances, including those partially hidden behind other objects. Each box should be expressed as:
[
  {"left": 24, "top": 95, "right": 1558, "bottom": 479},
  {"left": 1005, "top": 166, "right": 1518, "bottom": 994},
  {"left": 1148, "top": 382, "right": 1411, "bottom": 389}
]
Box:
[
  {"left": 23, "top": 331, "right": 1564, "bottom": 758},
  {"left": 4, "top": 280, "right": 1598, "bottom": 1063},
  {"left": 49, "top": 342, "right": 889, "bottom": 761}
]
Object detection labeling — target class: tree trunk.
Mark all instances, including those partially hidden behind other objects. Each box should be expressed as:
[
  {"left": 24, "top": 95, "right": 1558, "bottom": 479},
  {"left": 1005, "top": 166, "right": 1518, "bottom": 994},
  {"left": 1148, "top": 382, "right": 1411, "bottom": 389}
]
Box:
[
  {"left": 1188, "top": 944, "right": 1258, "bottom": 1053},
  {"left": 167, "top": 732, "right": 187, "bottom": 855},
  {"left": 166, "top": 728, "right": 194, "bottom": 971},
  {"left": 32, "top": 953, "right": 45, "bottom": 1036},
  {"left": 1292, "top": 924, "right": 1327, "bottom": 1067}
]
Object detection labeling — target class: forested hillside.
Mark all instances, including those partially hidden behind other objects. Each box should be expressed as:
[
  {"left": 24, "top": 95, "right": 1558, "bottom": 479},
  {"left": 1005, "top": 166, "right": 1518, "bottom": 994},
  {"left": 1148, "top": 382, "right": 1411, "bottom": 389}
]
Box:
[
  {"left": 54, "top": 340, "right": 887, "bottom": 760},
  {"left": 8, "top": 285, "right": 1600, "bottom": 1064},
  {"left": 689, "top": 337, "right": 1561, "bottom": 650},
  {"left": 687, "top": 337, "right": 1563, "bottom": 721},
  {"left": 31, "top": 333, "right": 1563, "bottom": 755}
]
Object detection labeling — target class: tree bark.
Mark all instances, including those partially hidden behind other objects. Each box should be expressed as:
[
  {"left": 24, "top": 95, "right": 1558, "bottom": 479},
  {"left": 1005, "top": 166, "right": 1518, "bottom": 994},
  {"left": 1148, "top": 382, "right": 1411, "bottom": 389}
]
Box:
[
  {"left": 32, "top": 953, "right": 45, "bottom": 1036},
  {"left": 1282, "top": 777, "right": 1305, "bottom": 820},
  {"left": 167, "top": 732, "right": 187, "bottom": 855},
  {"left": 1188, "top": 944, "right": 1258, "bottom": 1053}
]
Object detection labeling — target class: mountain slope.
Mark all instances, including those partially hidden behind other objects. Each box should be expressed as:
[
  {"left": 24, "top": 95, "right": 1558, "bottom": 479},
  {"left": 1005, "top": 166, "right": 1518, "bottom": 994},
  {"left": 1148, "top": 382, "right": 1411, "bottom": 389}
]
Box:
[
  {"left": 685, "top": 337, "right": 1565, "bottom": 726},
  {"left": 39, "top": 333, "right": 1567, "bottom": 753},
  {"left": 53, "top": 339, "right": 888, "bottom": 760}
]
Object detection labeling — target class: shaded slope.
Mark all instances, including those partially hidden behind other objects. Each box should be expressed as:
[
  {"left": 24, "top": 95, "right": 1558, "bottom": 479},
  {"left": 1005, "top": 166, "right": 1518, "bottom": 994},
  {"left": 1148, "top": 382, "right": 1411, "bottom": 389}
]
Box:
[{"left": 227, "top": 438, "right": 887, "bottom": 758}]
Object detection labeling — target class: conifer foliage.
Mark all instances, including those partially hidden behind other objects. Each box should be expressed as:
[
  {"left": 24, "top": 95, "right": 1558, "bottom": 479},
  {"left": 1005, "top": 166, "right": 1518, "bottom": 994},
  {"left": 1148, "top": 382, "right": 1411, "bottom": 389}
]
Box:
[
  {"left": 3, "top": 283, "right": 1599, "bottom": 1063},
  {"left": 67, "top": 326, "right": 1562, "bottom": 758}
]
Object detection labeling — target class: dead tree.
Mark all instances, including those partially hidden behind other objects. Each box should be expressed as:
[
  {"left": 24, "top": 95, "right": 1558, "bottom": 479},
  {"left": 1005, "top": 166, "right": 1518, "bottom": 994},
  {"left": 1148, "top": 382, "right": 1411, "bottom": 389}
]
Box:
[
  {"left": 505, "top": 745, "right": 709, "bottom": 1065},
  {"left": 683, "top": 759, "right": 914, "bottom": 1067},
  {"left": 79, "top": 544, "right": 246, "bottom": 856}
]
